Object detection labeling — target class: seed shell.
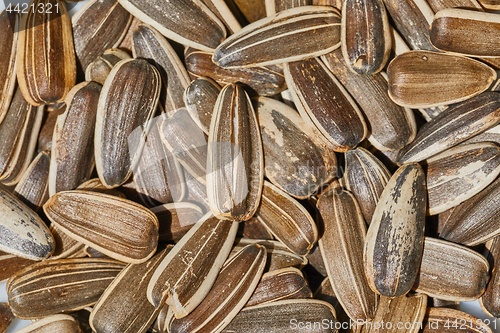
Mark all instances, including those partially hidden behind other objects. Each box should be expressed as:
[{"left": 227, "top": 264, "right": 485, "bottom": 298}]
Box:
[
  {"left": 480, "top": 236, "right": 500, "bottom": 317},
  {"left": 85, "top": 48, "right": 131, "bottom": 85},
  {"left": 14, "top": 150, "right": 50, "bottom": 212},
  {"left": 184, "top": 77, "right": 221, "bottom": 135},
  {"left": 0, "top": 251, "right": 34, "bottom": 282},
  {"left": 0, "top": 302, "right": 13, "bottom": 333},
  {"left": 151, "top": 202, "right": 204, "bottom": 243},
  {"left": 48, "top": 224, "right": 85, "bottom": 260},
  {"left": 0, "top": 11, "right": 18, "bottom": 125},
  {"left": 14, "top": 314, "right": 81, "bottom": 333}
]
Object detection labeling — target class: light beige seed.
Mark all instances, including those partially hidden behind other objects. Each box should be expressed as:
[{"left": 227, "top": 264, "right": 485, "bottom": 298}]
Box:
[
  {"left": 0, "top": 11, "right": 18, "bottom": 125},
  {"left": 14, "top": 314, "right": 81, "bottom": 333}
]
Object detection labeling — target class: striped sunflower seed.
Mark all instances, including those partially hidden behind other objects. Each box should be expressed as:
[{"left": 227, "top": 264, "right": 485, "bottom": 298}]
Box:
[
  {"left": 43, "top": 190, "right": 159, "bottom": 263},
  {"left": 7, "top": 258, "right": 125, "bottom": 319},
  {"left": 90, "top": 247, "right": 172, "bottom": 333},
  {"left": 0, "top": 251, "right": 34, "bottom": 282},
  {"left": 425, "top": 142, "right": 500, "bottom": 215},
  {"left": 365, "top": 163, "right": 427, "bottom": 297},
  {"left": 480, "top": 236, "right": 500, "bottom": 317},
  {"left": 14, "top": 314, "right": 81, "bottom": 333},
  {"left": 48, "top": 224, "right": 85, "bottom": 260},
  {"left": 17, "top": 0, "right": 76, "bottom": 106},
  {"left": 246, "top": 267, "right": 312, "bottom": 306},
  {"left": 387, "top": 51, "right": 497, "bottom": 108},
  {"left": 213, "top": 6, "right": 341, "bottom": 68},
  {"left": 426, "top": 0, "right": 483, "bottom": 12},
  {"left": 95, "top": 58, "right": 161, "bottom": 188},
  {"left": 439, "top": 178, "right": 500, "bottom": 246},
  {"left": 184, "top": 77, "right": 221, "bottom": 135},
  {"left": 117, "top": 0, "right": 227, "bottom": 51},
  {"left": 147, "top": 215, "right": 238, "bottom": 316},
  {"left": 199, "top": 0, "right": 242, "bottom": 33},
  {"left": 465, "top": 124, "right": 500, "bottom": 146},
  {"left": 317, "top": 181, "right": 378, "bottom": 320},
  {"left": 13, "top": 150, "right": 50, "bottom": 212},
  {"left": 0, "top": 302, "right": 13, "bottom": 333},
  {"left": 414, "top": 237, "right": 490, "bottom": 301},
  {"left": 150, "top": 202, "right": 204, "bottom": 243},
  {"left": 37, "top": 106, "right": 65, "bottom": 153},
  {"left": 168, "top": 244, "right": 267, "bottom": 333},
  {"left": 284, "top": 57, "right": 367, "bottom": 151},
  {"left": 0, "top": 187, "right": 54, "bottom": 260},
  {"left": 0, "top": 11, "right": 18, "bottom": 125},
  {"left": 207, "top": 84, "right": 264, "bottom": 221},
  {"left": 422, "top": 308, "right": 493, "bottom": 333},
  {"left": 430, "top": 9, "right": 500, "bottom": 57},
  {"left": 341, "top": 0, "right": 391, "bottom": 74},
  {"left": 85, "top": 48, "right": 131, "bottom": 85},
  {"left": 238, "top": 217, "right": 274, "bottom": 240}
]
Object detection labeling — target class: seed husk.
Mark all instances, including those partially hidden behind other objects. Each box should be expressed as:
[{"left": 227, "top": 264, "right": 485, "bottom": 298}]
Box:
[
  {"left": 0, "top": 250, "right": 34, "bottom": 282},
  {"left": 232, "top": 0, "right": 267, "bottom": 23},
  {"left": 365, "top": 163, "right": 427, "bottom": 297},
  {"left": 48, "top": 224, "right": 85, "bottom": 260},
  {"left": 426, "top": 0, "right": 482, "bottom": 12},
  {"left": 238, "top": 217, "right": 274, "bottom": 240},
  {"left": 265, "top": 0, "right": 312, "bottom": 16},
  {"left": 133, "top": 24, "right": 191, "bottom": 112},
  {"left": 90, "top": 247, "right": 172, "bottom": 333},
  {"left": 422, "top": 307, "right": 494, "bottom": 333},
  {"left": 414, "top": 237, "right": 490, "bottom": 301},
  {"left": 0, "top": 11, "right": 18, "bottom": 125},
  {"left": 147, "top": 215, "right": 238, "bottom": 316},
  {"left": 207, "top": 84, "right": 264, "bottom": 221},
  {"left": 49, "top": 81, "right": 102, "bottom": 196},
  {"left": 13, "top": 150, "right": 50, "bottom": 212},
  {"left": 344, "top": 147, "right": 391, "bottom": 224},
  {"left": 43, "top": 190, "right": 159, "bottom": 263},
  {"left": 185, "top": 48, "right": 287, "bottom": 97},
  {"left": 117, "top": 0, "right": 227, "bottom": 52},
  {"left": 184, "top": 77, "right": 221, "bottom": 134},
  {"left": 322, "top": 49, "right": 417, "bottom": 151},
  {"left": 425, "top": 142, "right": 500, "bottom": 215},
  {"left": 246, "top": 267, "right": 312, "bottom": 307},
  {"left": 387, "top": 51, "right": 497, "bottom": 108},
  {"left": 14, "top": 314, "right": 81, "bottom": 333},
  {"left": 199, "top": 0, "right": 242, "bottom": 33},
  {"left": 221, "top": 299, "right": 337, "bottom": 333},
  {"left": 430, "top": 9, "right": 500, "bottom": 57},
  {"left": 317, "top": 182, "right": 378, "bottom": 320},
  {"left": 465, "top": 124, "right": 500, "bottom": 146},
  {"left": 480, "top": 236, "right": 500, "bottom": 317},
  {"left": 7, "top": 258, "right": 125, "bottom": 319},
  {"left": 397, "top": 92, "right": 500, "bottom": 163},
  {"left": 256, "top": 181, "right": 318, "bottom": 256},
  {"left": 0, "top": 302, "right": 13, "bottom": 333},
  {"left": 95, "top": 58, "right": 161, "bottom": 188},
  {"left": 17, "top": 0, "right": 76, "bottom": 106},
  {"left": 85, "top": 48, "right": 131, "bottom": 85},
  {"left": 255, "top": 96, "right": 337, "bottom": 199},
  {"left": 284, "top": 57, "right": 367, "bottom": 151},
  {"left": 439, "top": 178, "right": 500, "bottom": 246},
  {"left": 213, "top": 6, "right": 341, "bottom": 68},
  {"left": 150, "top": 202, "right": 204, "bottom": 242},
  {"left": 0, "top": 187, "right": 54, "bottom": 260},
  {"left": 341, "top": 0, "right": 391, "bottom": 74},
  {"left": 72, "top": 0, "right": 132, "bottom": 75},
  {"left": 37, "top": 106, "right": 65, "bottom": 153},
  {"left": 168, "top": 244, "right": 267, "bottom": 333}
]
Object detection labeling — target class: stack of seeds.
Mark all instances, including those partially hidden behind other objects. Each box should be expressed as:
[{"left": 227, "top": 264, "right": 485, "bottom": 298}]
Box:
[{"left": 0, "top": 0, "right": 499, "bottom": 332}]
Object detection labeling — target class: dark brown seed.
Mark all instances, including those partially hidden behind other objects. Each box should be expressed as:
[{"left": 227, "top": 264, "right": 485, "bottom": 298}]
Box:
[
  {"left": 37, "top": 106, "right": 65, "bottom": 153},
  {"left": 266, "top": 0, "right": 313, "bottom": 16},
  {"left": 14, "top": 150, "right": 50, "bottom": 212},
  {"left": 481, "top": 236, "right": 500, "bottom": 317},
  {"left": 0, "top": 251, "right": 34, "bottom": 282},
  {"left": 151, "top": 202, "right": 204, "bottom": 243},
  {"left": 0, "top": 11, "right": 18, "bottom": 125},
  {"left": 0, "top": 302, "right": 14, "bottom": 333},
  {"left": 48, "top": 224, "right": 85, "bottom": 261},
  {"left": 422, "top": 308, "right": 494, "bottom": 333},
  {"left": 233, "top": 0, "right": 267, "bottom": 23},
  {"left": 238, "top": 217, "right": 274, "bottom": 240},
  {"left": 184, "top": 77, "right": 221, "bottom": 134}
]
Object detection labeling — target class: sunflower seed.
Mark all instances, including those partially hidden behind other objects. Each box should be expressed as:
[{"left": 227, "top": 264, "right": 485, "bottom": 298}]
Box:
[
  {"left": 95, "top": 58, "right": 161, "bottom": 188},
  {"left": 422, "top": 308, "right": 494, "bottom": 333},
  {"left": 14, "top": 314, "right": 81, "bottom": 333},
  {"left": 0, "top": 11, "right": 18, "bottom": 125},
  {"left": 0, "top": 251, "right": 34, "bottom": 282},
  {"left": 238, "top": 217, "right": 274, "bottom": 240},
  {"left": 37, "top": 106, "right": 65, "bottom": 153},
  {"left": 255, "top": 96, "right": 337, "bottom": 199},
  {"left": 0, "top": 303, "right": 13, "bottom": 333},
  {"left": 147, "top": 215, "right": 238, "bottom": 316},
  {"left": 365, "top": 163, "right": 427, "bottom": 297},
  {"left": 150, "top": 202, "right": 204, "bottom": 242},
  {"left": 477, "top": 0, "right": 500, "bottom": 9},
  {"left": 90, "top": 247, "right": 172, "bottom": 333},
  {"left": 318, "top": 182, "right": 378, "bottom": 320},
  {"left": 425, "top": 142, "right": 500, "bottom": 215},
  {"left": 341, "top": 0, "right": 391, "bottom": 74},
  {"left": 480, "top": 236, "right": 500, "bottom": 317},
  {"left": 169, "top": 244, "right": 266, "bottom": 333},
  {"left": 7, "top": 258, "right": 125, "bottom": 319},
  {"left": 43, "top": 190, "right": 159, "bottom": 263},
  {"left": 85, "top": 48, "right": 131, "bottom": 85},
  {"left": 465, "top": 124, "right": 500, "bottom": 146},
  {"left": 426, "top": 0, "right": 482, "bottom": 12},
  {"left": 284, "top": 57, "right": 367, "bottom": 151},
  {"left": 232, "top": 0, "right": 267, "bottom": 23},
  {"left": 265, "top": 0, "right": 312, "bottom": 16},
  {"left": 414, "top": 237, "right": 490, "bottom": 301},
  {"left": 207, "top": 84, "right": 264, "bottom": 221},
  {"left": 76, "top": 178, "right": 126, "bottom": 198},
  {"left": 184, "top": 77, "right": 221, "bottom": 134},
  {"left": 13, "top": 150, "right": 50, "bottom": 212},
  {"left": 117, "top": 0, "right": 227, "bottom": 51},
  {"left": 387, "top": 51, "right": 497, "bottom": 108},
  {"left": 17, "top": 0, "right": 76, "bottom": 106},
  {"left": 344, "top": 147, "right": 391, "bottom": 224},
  {"left": 48, "top": 224, "right": 85, "bottom": 260},
  {"left": 430, "top": 9, "right": 500, "bottom": 57},
  {"left": 213, "top": 6, "right": 341, "bottom": 68}
]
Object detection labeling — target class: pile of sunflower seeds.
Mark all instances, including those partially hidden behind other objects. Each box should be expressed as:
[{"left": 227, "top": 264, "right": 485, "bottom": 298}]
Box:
[{"left": 0, "top": 0, "right": 499, "bottom": 332}]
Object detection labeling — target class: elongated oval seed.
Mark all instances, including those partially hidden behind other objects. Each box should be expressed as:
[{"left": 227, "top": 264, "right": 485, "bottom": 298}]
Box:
[
  {"left": 14, "top": 150, "right": 50, "bottom": 212},
  {"left": 430, "top": 9, "right": 500, "bottom": 57},
  {"left": 0, "top": 11, "right": 18, "bottom": 125},
  {"left": 147, "top": 215, "right": 238, "bottom": 317},
  {"left": 422, "top": 308, "right": 494, "bottom": 333},
  {"left": 387, "top": 51, "right": 497, "bottom": 108},
  {"left": 95, "top": 58, "right": 161, "bottom": 188},
  {"left": 439, "top": 178, "right": 500, "bottom": 246},
  {"left": 17, "top": 0, "right": 76, "bottom": 106},
  {"left": 481, "top": 237, "right": 500, "bottom": 317},
  {"left": 414, "top": 237, "right": 490, "bottom": 301},
  {"left": 85, "top": 48, "right": 131, "bottom": 85},
  {"left": 117, "top": 0, "right": 227, "bottom": 52},
  {"left": 365, "top": 163, "right": 427, "bottom": 297},
  {"left": 7, "top": 258, "right": 125, "bottom": 319},
  {"left": 341, "top": 0, "right": 391, "bottom": 74},
  {"left": 318, "top": 184, "right": 378, "bottom": 320},
  {"left": 184, "top": 77, "right": 221, "bottom": 134},
  {"left": 284, "top": 57, "right": 367, "bottom": 151},
  {"left": 14, "top": 314, "right": 80, "bottom": 333},
  {"left": 207, "top": 84, "right": 264, "bottom": 221},
  {"left": 43, "top": 190, "right": 159, "bottom": 263},
  {"left": 213, "top": 6, "right": 341, "bottom": 68},
  {"left": 169, "top": 244, "right": 267, "bottom": 333},
  {"left": 0, "top": 187, "right": 54, "bottom": 260},
  {"left": 425, "top": 142, "right": 500, "bottom": 215},
  {"left": 256, "top": 181, "right": 317, "bottom": 256}
]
